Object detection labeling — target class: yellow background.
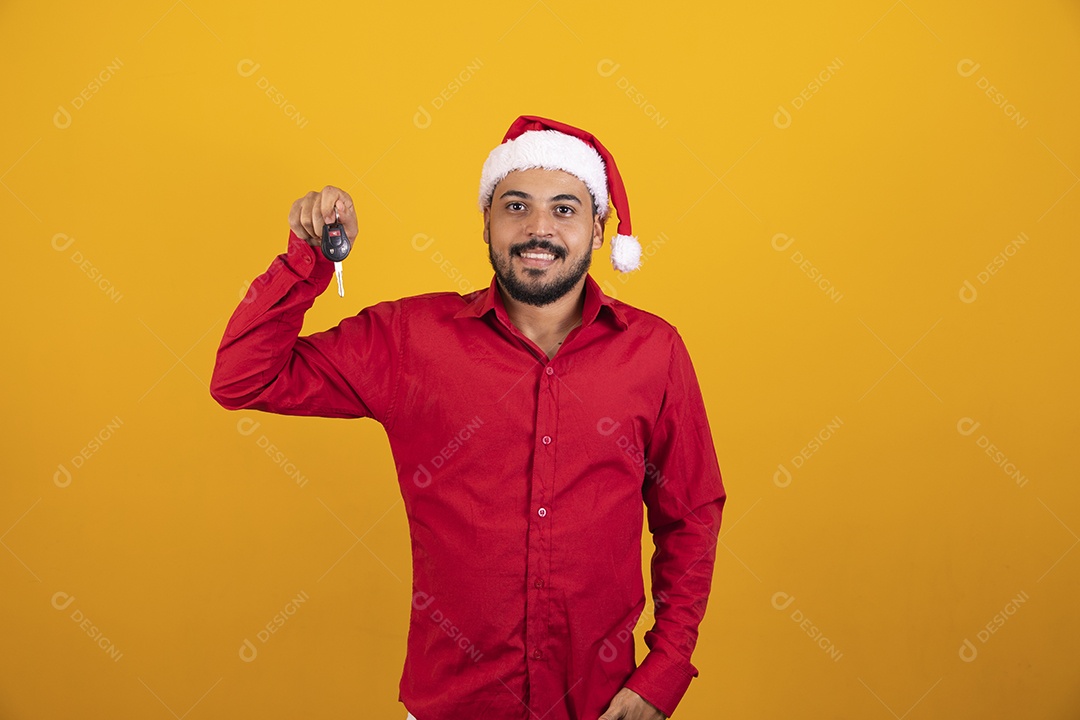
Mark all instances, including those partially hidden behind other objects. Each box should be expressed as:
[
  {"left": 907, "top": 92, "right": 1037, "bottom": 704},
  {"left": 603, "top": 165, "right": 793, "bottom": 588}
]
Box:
[{"left": 2, "top": 1, "right": 1078, "bottom": 718}]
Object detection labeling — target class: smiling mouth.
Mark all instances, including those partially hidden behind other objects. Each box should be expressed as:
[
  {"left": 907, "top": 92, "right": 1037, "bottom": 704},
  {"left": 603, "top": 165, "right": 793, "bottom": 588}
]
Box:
[{"left": 518, "top": 251, "right": 558, "bottom": 261}]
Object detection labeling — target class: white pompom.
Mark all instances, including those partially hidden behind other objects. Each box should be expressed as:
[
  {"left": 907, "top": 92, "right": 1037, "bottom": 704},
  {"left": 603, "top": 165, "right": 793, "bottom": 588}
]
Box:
[{"left": 610, "top": 234, "right": 642, "bottom": 272}]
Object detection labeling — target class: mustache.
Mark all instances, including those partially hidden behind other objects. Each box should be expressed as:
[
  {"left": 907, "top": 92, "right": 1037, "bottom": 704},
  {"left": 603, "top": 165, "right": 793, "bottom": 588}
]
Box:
[{"left": 509, "top": 239, "right": 567, "bottom": 260}]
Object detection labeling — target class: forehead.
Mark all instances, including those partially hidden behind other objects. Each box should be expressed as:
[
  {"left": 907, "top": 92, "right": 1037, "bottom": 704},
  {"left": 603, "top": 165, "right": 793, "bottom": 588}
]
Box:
[{"left": 493, "top": 168, "right": 590, "bottom": 198}]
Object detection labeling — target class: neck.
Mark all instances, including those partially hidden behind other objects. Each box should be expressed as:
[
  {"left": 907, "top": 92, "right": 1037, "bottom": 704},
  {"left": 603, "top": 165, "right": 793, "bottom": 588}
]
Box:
[{"left": 497, "top": 277, "right": 588, "bottom": 359}]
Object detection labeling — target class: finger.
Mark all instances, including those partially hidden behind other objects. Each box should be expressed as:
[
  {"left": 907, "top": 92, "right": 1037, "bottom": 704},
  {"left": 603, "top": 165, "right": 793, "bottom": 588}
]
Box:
[
  {"left": 334, "top": 193, "right": 359, "bottom": 240},
  {"left": 288, "top": 196, "right": 312, "bottom": 241},
  {"left": 307, "top": 186, "right": 341, "bottom": 247},
  {"left": 310, "top": 189, "right": 330, "bottom": 241},
  {"left": 291, "top": 193, "right": 322, "bottom": 246},
  {"left": 300, "top": 193, "right": 320, "bottom": 244},
  {"left": 318, "top": 185, "right": 345, "bottom": 228},
  {"left": 319, "top": 186, "right": 358, "bottom": 242}
]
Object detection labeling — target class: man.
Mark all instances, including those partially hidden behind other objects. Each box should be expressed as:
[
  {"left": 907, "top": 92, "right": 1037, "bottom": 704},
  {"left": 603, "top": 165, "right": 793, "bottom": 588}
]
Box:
[{"left": 210, "top": 115, "right": 726, "bottom": 720}]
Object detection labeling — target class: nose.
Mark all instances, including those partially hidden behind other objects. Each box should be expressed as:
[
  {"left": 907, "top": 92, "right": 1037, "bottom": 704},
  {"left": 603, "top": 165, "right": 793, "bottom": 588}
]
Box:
[{"left": 526, "top": 210, "right": 555, "bottom": 238}]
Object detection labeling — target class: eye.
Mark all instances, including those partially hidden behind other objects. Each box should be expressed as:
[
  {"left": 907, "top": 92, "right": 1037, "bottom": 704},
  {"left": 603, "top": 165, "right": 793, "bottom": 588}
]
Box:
[
  {"left": 506, "top": 201, "right": 526, "bottom": 211},
  {"left": 555, "top": 205, "right": 575, "bottom": 216}
]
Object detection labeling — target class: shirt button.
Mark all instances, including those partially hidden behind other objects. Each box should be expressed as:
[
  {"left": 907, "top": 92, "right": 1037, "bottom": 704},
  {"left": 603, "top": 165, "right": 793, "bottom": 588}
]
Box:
[
  {"left": 545, "top": 367, "right": 554, "bottom": 376},
  {"left": 533, "top": 649, "right": 543, "bottom": 659},
  {"left": 538, "top": 507, "right": 547, "bottom": 517},
  {"left": 542, "top": 435, "right": 551, "bottom": 445},
  {"left": 534, "top": 578, "right": 544, "bottom": 588}
]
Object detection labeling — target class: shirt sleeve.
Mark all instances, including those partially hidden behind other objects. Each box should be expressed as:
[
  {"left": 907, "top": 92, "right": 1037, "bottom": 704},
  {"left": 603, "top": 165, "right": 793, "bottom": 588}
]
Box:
[
  {"left": 209, "top": 230, "right": 402, "bottom": 424},
  {"left": 622, "top": 334, "right": 726, "bottom": 717}
]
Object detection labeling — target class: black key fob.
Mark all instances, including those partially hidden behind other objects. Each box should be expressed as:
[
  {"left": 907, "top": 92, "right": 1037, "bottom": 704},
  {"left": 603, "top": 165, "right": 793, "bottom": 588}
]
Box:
[{"left": 321, "top": 222, "right": 352, "bottom": 262}]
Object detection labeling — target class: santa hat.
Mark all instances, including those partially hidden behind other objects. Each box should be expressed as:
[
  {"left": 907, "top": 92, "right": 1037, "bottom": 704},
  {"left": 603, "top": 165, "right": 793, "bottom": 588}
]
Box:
[{"left": 478, "top": 115, "right": 642, "bottom": 272}]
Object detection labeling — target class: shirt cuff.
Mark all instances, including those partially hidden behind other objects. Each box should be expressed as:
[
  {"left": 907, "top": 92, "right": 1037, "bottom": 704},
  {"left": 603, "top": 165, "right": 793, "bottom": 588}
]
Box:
[
  {"left": 284, "top": 230, "right": 332, "bottom": 279},
  {"left": 622, "top": 642, "right": 697, "bottom": 718}
]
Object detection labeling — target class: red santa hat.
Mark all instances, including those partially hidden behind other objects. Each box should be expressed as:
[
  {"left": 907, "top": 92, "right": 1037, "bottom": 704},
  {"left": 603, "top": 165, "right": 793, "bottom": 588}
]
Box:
[{"left": 478, "top": 115, "right": 642, "bottom": 272}]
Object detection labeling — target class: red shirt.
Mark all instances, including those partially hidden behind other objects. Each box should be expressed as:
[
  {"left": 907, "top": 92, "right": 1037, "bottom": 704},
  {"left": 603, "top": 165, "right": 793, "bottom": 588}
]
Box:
[{"left": 211, "top": 232, "right": 726, "bottom": 720}]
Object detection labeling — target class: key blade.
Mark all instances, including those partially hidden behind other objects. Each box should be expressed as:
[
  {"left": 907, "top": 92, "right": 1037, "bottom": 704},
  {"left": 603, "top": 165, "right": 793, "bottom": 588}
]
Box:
[{"left": 335, "top": 262, "right": 345, "bottom": 297}]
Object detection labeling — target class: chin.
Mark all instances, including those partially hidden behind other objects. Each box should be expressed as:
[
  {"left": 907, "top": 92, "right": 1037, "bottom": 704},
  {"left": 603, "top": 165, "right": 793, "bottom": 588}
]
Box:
[{"left": 490, "top": 249, "right": 593, "bottom": 307}]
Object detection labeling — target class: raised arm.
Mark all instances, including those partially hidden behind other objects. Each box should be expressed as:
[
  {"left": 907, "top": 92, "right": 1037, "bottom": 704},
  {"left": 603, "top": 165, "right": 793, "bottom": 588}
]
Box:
[{"left": 210, "top": 186, "right": 400, "bottom": 422}]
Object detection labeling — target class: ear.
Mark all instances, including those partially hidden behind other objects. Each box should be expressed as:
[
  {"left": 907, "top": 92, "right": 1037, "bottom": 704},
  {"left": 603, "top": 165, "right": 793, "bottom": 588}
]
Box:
[
  {"left": 483, "top": 207, "right": 491, "bottom": 245},
  {"left": 591, "top": 212, "right": 605, "bottom": 251}
]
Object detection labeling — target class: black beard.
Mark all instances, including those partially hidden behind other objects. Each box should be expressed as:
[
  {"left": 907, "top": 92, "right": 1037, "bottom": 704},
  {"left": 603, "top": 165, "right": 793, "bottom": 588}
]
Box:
[{"left": 488, "top": 238, "right": 592, "bottom": 307}]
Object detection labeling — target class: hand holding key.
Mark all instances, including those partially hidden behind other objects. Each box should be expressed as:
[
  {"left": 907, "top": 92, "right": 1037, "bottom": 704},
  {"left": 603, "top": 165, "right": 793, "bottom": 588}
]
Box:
[{"left": 288, "top": 186, "right": 359, "bottom": 297}]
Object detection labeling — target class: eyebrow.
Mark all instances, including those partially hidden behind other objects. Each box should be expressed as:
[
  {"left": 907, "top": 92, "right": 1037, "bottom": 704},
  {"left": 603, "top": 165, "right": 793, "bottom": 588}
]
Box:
[{"left": 498, "top": 190, "right": 583, "bottom": 205}]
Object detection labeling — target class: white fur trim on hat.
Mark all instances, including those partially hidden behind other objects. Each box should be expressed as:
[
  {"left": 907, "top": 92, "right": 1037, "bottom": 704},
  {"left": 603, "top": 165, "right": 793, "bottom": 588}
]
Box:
[
  {"left": 478, "top": 130, "right": 609, "bottom": 217},
  {"left": 610, "top": 234, "right": 641, "bottom": 272}
]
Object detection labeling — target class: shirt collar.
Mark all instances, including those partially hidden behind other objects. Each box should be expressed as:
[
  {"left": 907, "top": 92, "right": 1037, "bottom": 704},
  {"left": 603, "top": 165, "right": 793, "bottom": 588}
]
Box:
[{"left": 454, "top": 274, "right": 629, "bottom": 331}]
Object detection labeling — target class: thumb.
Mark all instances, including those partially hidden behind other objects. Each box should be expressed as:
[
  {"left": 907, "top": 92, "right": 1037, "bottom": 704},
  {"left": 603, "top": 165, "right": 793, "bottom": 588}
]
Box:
[
  {"left": 331, "top": 198, "right": 359, "bottom": 242},
  {"left": 598, "top": 705, "right": 623, "bottom": 720}
]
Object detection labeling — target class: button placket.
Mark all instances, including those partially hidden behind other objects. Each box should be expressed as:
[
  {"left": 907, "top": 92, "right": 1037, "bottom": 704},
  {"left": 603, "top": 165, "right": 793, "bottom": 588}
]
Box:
[{"left": 527, "top": 361, "right": 557, "bottom": 680}]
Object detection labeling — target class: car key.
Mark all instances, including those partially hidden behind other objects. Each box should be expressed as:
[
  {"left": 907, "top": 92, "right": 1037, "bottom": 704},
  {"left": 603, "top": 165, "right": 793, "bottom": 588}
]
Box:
[{"left": 321, "top": 211, "right": 352, "bottom": 297}]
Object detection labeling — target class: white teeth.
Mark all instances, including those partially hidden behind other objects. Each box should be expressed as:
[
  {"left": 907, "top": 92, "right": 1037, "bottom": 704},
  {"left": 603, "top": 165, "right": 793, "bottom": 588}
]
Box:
[{"left": 521, "top": 252, "right": 556, "bottom": 260}]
